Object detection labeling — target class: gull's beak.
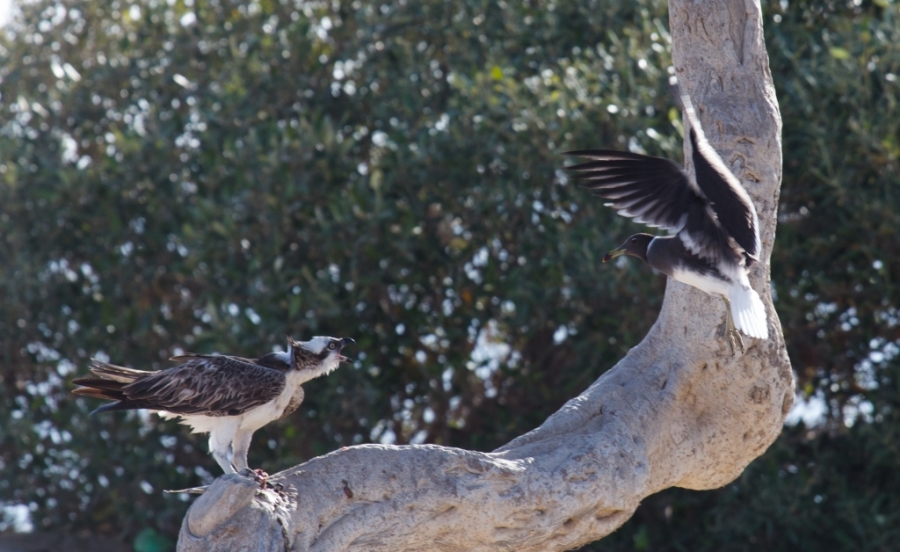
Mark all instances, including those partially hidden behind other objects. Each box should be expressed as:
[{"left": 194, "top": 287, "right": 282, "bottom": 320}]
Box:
[
  {"left": 602, "top": 247, "right": 626, "bottom": 263},
  {"left": 337, "top": 337, "right": 355, "bottom": 362}
]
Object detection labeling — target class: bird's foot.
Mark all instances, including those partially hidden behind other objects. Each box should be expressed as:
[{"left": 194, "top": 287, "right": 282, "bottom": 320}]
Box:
[
  {"left": 726, "top": 327, "right": 745, "bottom": 356},
  {"left": 237, "top": 468, "right": 282, "bottom": 493},
  {"left": 237, "top": 467, "right": 268, "bottom": 486},
  {"left": 722, "top": 302, "right": 745, "bottom": 356}
]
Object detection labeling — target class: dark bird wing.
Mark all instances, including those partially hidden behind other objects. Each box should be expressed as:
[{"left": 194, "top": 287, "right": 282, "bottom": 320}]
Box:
[
  {"left": 121, "top": 355, "right": 287, "bottom": 416},
  {"left": 74, "top": 355, "right": 287, "bottom": 416},
  {"left": 680, "top": 94, "right": 760, "bottom": 262},
  {"left": 280, "top": 386, "right": 305, "bottom": 419},
  {"left": 566, "top": 97, "right": 760, "bottom": 267}
]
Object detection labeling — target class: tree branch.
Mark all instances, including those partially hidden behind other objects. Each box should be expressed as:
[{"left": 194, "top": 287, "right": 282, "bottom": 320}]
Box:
[{"left": 176, "top": 1, "right": 793, "bottom": 549}]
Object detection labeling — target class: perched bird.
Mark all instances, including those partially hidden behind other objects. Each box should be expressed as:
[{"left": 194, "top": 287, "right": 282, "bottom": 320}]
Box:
[
  {"left": 566, "top": 95, "right": 768, "bottom": 354},
  {"left": 72, "top": 336, "right": 354, "bottom": 474}
]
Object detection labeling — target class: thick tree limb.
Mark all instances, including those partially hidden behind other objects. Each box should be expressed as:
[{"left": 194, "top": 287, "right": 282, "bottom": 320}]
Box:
[{"left": 177, "top": 1, "right": 793, "bottom": 550}]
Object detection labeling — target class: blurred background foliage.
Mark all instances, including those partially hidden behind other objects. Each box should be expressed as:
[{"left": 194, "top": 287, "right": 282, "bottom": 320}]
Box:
[{"left": 0, "top": 0, "right": 897, "bottom": 549}]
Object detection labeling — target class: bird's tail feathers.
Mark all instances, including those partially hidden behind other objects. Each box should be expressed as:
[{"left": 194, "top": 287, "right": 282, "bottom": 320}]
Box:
[
  {"left": 71, "top": 383, "right": 121, "bottom": 400},
  {"left": 74, "top": 362, "right": 150, "bottom": 414},
  {"left": 89, "top": 359, "right": 155, "bottom": 382},
  {"left": 728, "top": 286, "right": 769, "bottom": 340},
  {"left": 71, "top": 382, "right": 136, "bottom": 414}
]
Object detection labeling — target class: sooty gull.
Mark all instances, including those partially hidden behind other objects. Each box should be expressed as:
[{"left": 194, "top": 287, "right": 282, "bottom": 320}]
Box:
[{"left": 566, "top": 95, "right": 768, "bottom": 354}]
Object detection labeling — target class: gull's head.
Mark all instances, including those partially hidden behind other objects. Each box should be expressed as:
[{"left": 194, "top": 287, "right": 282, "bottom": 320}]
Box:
[
  {"left": 603, "top": 233, "right": 654, "bottom": 264},
  {"left": 286, "top": 336, "right": 355, "bottom": 380}
]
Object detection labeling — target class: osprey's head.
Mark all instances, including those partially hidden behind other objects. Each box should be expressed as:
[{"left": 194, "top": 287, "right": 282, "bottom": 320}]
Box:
[{"left": 285, "top": 336, "right": 355, "bottom": 381}]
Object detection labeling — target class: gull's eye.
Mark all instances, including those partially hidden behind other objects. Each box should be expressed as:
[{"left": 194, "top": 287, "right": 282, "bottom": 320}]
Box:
[{"left": 328, "top": 342, "right": 337, "bottom": 350}]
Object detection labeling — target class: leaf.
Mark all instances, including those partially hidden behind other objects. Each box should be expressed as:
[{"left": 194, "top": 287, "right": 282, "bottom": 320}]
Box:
[
  {"left": 829, "top": 47, "right": 851, "bottom": 60},
  {"left": 133, "top": 528, "right": 174, "bottom": 552},
  {"left": 289, "top": 295, "right": 302, "bottom": 318}
]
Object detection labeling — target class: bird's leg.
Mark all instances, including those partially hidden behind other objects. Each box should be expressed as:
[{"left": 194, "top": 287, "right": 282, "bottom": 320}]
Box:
[
  {"left": 209, "top": 426, "right": 239, "bottom": 474},
  {"left": 722, "top": 298, "right": 744, "bottom": 356},
  {"left": 212, "top": 448, "right": 235, "bottom": 474},
  {"left": 230, "top": 430, "right": 253, "bottom": 473},
  {"left": 231, "top": 430, "right": 271, "bottom": 488}
]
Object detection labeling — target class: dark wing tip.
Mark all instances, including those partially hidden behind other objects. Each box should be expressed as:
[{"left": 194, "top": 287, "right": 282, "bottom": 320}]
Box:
[
  {"left": 89, "top": 402, "right": 124, "bottom": 415},
  {"left": 563, "top": 149, "right": 650, "bottom": 160}
]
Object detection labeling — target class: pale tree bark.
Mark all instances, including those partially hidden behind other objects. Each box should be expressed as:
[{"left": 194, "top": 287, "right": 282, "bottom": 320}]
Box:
[{"left": 177, "top": 1, "right": 793, "bottom": 550}]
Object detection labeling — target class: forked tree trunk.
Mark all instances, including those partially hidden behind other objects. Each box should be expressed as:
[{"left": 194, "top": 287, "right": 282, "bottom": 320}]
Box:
[{"left": 177, "top": 1, "right": 793, "bottom": 549}]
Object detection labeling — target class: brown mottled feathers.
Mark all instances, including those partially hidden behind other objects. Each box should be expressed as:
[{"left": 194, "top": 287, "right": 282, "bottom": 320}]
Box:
[
  {"left": 281, "top": 386, "right": 306, "bottom": 419},
  {"left": 73, "top": 355, "right": 288, "bottom": 416}
]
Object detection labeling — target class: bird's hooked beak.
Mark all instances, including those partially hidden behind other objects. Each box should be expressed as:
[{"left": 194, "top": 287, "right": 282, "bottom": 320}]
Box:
[
  {"left": 337, "top": 337, "right": 355, "bottom": 362},
  {"left": 602, "top": 247, "right": 627, "bottom": 263}
]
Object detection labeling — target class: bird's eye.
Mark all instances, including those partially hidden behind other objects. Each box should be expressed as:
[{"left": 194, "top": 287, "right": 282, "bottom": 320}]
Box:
[
  {"left": 631, "top": 238, "right": 636, "bottom": 243},
  {"left": 328, "top": 343, "right": 337, "bottom": 350}
]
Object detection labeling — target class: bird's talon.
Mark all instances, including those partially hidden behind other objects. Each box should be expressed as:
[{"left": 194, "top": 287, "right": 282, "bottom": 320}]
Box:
[
  {"left": 725, "top": 329, "right": 744, "bottom": 356},
  {"left": 236, "top": 467, "right": 271, "bottom": 488}
]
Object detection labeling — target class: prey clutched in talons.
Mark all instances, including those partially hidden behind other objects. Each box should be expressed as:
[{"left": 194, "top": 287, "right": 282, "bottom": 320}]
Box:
[
  {"left": 237, "top": 467, "right": 287, "bottom": 496},
  {"left": 238, "top": 467, "right": 269, "bottom": 487}
]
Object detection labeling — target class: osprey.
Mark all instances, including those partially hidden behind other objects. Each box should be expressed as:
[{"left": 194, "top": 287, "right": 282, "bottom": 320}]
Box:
[
  {"left": 566, "top": 94, "right": 768, "bottom": 354},
  {"left": 72, "top": 336, "right": 354, "bottom": 474}
]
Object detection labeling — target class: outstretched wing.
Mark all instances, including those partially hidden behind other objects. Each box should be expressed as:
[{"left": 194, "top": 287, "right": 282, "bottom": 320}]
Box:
[
  {"left": 566, "top": 149, "right": 740, "bottom": 267},
  {"left": 122, "top": 355, "right": 286, "bottom": 416},
  {"left": 566, "top": 97, "right": 760, "bottom": 268},
  {"left": 565, "top": 149, "right": 701, "bottom": 231},
  {"left": 680, "top": 94, "right": 761, "bottom": 262}
]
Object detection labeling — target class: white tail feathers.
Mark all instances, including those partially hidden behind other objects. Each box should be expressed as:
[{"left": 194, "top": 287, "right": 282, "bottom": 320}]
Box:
[{"left": 728, "top": 286, "right": 769, "bottom": 340}]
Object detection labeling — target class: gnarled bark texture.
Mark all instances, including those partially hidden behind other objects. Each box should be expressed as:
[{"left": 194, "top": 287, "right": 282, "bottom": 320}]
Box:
[{"left": 177, "top": 1, "right": 793, "bottom": 550}]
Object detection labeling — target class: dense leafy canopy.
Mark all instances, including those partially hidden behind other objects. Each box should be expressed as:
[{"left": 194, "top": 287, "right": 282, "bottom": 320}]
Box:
[{"left": 0, "top": 0, "right": 897, "bottom": 549}]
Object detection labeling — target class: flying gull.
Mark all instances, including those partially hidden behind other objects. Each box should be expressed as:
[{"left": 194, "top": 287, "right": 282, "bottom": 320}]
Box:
[
  {"left": 566, "top": 95, "right": 768, "bottom": 353},
  {"left": 72, "top": 336, "right": 354, "bottom": 475}
]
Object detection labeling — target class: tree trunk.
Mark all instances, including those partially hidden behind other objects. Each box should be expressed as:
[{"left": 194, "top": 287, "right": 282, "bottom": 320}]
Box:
[{"left": 177, "top": 1, "right": 793, "bottom": 550}]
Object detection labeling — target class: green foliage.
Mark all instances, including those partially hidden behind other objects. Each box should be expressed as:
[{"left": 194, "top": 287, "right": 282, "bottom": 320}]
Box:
[
  {"left": 0, "top": 0, "right": 897, "bottom": 549},
  {"left": 133, "top": 527, "right": 175, "bottom": 552}
]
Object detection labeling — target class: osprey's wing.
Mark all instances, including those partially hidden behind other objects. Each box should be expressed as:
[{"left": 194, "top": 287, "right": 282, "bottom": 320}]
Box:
[
  {"left": 680, "top": 94, "right": 761, "bottom": 262},
  {"left": 280, "top": 386, "right": 305, "bottom": 419},
  {"left": 122, "top": 355, "right": 286, "bottom": 416}
]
